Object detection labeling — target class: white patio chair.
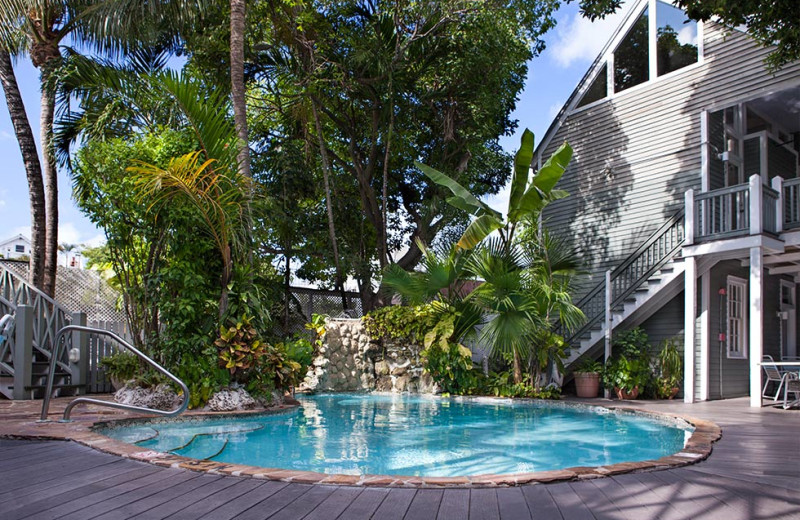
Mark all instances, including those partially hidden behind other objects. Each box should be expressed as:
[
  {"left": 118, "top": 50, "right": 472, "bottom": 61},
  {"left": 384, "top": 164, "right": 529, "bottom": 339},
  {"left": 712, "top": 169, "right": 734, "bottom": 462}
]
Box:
[
  {"left": 782, "top": 373, "right": 800, "bottom": 409},
  {"left": 762, "top": 355, "right": 789, "bottom": 401}
]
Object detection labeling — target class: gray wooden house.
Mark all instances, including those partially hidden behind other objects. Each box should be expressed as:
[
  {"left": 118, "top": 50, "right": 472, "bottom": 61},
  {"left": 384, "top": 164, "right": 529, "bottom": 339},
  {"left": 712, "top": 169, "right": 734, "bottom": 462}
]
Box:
[{"left": 536, "top": 0, "right": 800, "bottom": 407}]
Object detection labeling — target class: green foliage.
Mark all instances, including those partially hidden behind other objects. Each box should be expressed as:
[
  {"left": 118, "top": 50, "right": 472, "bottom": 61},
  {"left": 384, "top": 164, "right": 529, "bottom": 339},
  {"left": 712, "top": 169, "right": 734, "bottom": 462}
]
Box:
[
  {"left": 215, "top": 314, "right": 268, "bottom": 378},
  {"left": 602, "top": 355, "right": 652, "bottom": 394},
  {"left": 480, "top": 371, "right": 562, "bottom": 399},
  {"left": 603, "top": 328, "right": 654, "bottom": 395},
  {"left": 655, "top": 337, "right": 683, "bottom": 398},
  {"left": 174, "top": 346, "right": 231, "bottom": 409},
  {"left": 575, "top": 358, "right": 603, "bottom": 374},
  {"left": 613, "top": 328, "right": 651, "bottom": 360},
  {"left": 363, "top": 305, "right": 438, "bottom": 343},
  {"left": 277, "top": 337, "right": 314, "bottom": 386},
  {"left": 305, "top": 314, "right": 328, "bottom": 350},
  {"left": 411, "top": 130, "right": 580, "bottom": 386},
  {"left": 421, "top": 340, "right": 477, "bottom": 395},
  {"left": 99, "top": 352, "right": 139, "bottom": 382}
]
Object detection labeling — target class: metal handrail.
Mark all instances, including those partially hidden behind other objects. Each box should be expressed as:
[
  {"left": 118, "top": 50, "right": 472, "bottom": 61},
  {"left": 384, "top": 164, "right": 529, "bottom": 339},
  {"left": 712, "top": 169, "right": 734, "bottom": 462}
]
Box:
[{"left": 40, "top": 325, "right": 190, "bottom": 422}]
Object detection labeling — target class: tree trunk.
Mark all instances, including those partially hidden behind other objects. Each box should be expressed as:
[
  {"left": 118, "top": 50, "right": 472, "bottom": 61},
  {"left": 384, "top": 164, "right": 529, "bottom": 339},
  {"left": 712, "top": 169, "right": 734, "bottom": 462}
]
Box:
[
  {"left": 0, "top": 51, "right": 46, "bottom": 290},
  {"left": 40, "top": 66, "right": 59, "bottom": 299},
  {"left": 310, "top": 99, "right": 348, "bottom": 309},
  {"left": 513, "top": 350, "right": 523, "bottom": 384},
  {"left": 230, "top": 0, "right": 251, "bottom": 179}
]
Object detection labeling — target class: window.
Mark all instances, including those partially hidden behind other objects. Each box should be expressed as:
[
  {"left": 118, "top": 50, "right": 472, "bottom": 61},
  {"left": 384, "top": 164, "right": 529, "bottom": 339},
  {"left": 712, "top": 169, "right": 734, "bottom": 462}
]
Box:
[
  {"left": 15, "top": 245, "right": 24, "bottom": 253},
  {"left": 614, "top": 7, "right": 649, "bottom": 93},
  {"left": 726, "top": 276, "right": 747, "bottom": 359},
  {"left": 656, "top": 0, "right": 698, "bottom": 76},
  {"left": 577, "top": 65, "right": 608, "bottom": 108}
]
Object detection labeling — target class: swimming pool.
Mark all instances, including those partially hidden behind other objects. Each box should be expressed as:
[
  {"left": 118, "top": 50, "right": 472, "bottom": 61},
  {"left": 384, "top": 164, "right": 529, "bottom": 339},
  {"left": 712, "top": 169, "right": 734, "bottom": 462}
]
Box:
[{"left": 97, "top": 393, "right": 692, "bottom": 477}]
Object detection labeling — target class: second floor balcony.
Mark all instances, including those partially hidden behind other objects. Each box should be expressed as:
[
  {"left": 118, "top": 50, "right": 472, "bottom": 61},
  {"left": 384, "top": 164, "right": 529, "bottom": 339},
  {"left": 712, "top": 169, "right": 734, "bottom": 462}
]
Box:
[{"left": 685, "top": 175, "right": 800, "bottom": 246}]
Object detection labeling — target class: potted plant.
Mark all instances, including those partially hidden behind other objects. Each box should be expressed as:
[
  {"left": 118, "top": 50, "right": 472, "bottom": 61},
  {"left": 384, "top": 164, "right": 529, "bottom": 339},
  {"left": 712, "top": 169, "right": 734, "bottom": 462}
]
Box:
[
  {"left": 574, "top": 358, "right": 603, "bottom": 398},
  {"left": 99, "top": 351, "right": 139, "bottom": 390},
  {"left": 603, "top": 356, "right": 650, "bottom": 400},
  {"left": 655, "top": 338, "right": 682, "bottom": 399}
]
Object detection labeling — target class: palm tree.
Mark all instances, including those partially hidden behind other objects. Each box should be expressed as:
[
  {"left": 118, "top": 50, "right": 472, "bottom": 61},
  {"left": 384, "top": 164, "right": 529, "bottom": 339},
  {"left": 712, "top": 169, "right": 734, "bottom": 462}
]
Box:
[
  {"left": 416, "top": 129, "right": 581, "bottom": 383},
  {"left": 229, "top": 0, "right": 250, "bottom": 179},
  {"left": 0, "top": 50, "right": 46, "bottom": 289},
  {"left": 0, "top": 0, "right": 205, "bottom": 296},
  {"left": 131, "top": 150, "right": 249, "bottom": 316}
]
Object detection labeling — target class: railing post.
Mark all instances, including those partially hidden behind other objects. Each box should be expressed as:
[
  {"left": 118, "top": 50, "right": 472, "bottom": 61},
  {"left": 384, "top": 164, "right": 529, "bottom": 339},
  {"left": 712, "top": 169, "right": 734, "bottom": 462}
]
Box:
[
  {"left": 69, "top": 312, "right": 88, "bottom": 395},
  {"left": 772, "top": 176, "right": 784, "bottom": 233},
  {"left": 13, "top": 305, "right": 33, "bottom": 400},
  {"left": 750, "top": 174, "right": 762, "bottom": 235},
  {"left": 685, "top": 189, "right": 695, "bottom": 245},
  {"left": 604, "top": 270, "right": 612, "bottom": 399}
]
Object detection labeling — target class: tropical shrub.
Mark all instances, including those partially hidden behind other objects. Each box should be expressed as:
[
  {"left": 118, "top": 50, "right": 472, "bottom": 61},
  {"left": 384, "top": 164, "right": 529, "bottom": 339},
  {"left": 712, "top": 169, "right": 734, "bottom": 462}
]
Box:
[
  {"left": 655, "top": 337, "right": 683, "bottom": 398},
  {"left": 420, "top": 313, "right": 478, "bottom": 395},
  {"left": 480, "top": 371, "right": 562, "bottom": 399},
  {"left": 99, "top": 352, "right": 139, "bottom": 383},
  {"left": 363, "top": 304, "right": 438, "bottom": 343}
]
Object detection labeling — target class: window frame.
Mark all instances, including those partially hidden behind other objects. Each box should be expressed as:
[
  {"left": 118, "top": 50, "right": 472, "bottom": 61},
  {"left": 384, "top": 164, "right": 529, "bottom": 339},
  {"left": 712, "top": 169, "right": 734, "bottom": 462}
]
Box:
[
  {"left": 726, "top": 275, "right": 748, "bottom": 360},
  {"left": 570, "top": 0, "right": 704, "bottom": 115}
]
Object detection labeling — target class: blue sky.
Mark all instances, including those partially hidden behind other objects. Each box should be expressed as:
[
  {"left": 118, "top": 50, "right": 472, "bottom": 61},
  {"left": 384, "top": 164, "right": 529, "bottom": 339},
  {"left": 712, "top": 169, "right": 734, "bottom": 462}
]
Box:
[{"left": 0, "top": 1, "right": 633, "bottom": 246}]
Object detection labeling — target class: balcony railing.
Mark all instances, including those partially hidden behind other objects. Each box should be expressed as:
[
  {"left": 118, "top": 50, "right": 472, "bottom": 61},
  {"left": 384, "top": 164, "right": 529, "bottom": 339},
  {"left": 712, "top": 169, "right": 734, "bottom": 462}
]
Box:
[
  {"left": 686, "top": 174, "right": 787, "bottom": 245},
  {"left": 783, "top": 177, "right": 800, "bottom": 230}
]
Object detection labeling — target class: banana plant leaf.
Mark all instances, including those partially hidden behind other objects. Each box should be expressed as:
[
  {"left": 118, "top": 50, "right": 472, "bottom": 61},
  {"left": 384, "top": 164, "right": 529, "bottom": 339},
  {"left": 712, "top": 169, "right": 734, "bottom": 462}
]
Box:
[{"left": 416, "top": 161, "right": 501, "bottom": 220}]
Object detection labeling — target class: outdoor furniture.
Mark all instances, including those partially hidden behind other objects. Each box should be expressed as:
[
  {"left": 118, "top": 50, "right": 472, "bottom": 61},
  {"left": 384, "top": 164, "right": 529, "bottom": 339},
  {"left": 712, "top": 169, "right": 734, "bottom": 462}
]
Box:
[
  {"left": 783, "top": 375, "right": 800, "bottom": 409},
  {"left": 762, "top": 356, "right": 789, "bottom": 401}
]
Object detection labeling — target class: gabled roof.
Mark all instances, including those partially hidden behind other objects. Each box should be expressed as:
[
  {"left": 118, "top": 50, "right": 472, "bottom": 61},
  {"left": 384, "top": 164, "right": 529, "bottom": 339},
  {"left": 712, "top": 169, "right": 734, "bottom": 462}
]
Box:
[
  {"left": 0, "top": 234, "right": 31, "bottom": 247},
  {"left": 533, "top": 0, "right": 648, "bottom": 162}
]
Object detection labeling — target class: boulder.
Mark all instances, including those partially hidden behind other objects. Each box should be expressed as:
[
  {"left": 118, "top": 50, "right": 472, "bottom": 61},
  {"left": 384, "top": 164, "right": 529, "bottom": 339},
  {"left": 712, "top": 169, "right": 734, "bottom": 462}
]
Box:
[
  {"left": 206, "top": 388, "right": 256, "bottom": 411},
  {"left": 114, "top": 383, "right": 181, "bottom": 411}
]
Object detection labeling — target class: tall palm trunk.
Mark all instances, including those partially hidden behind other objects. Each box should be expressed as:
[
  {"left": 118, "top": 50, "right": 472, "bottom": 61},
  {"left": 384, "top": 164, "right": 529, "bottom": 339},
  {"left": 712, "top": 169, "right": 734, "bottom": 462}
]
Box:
[
  {"left": 0, "top": 51, "right": 46, "bottom": 289},
  {"left": 230, "top": 0, "right": 250, "bottom": 179},
  {"left": 40, "top": 64, "right": 59, "bottom": 298}
]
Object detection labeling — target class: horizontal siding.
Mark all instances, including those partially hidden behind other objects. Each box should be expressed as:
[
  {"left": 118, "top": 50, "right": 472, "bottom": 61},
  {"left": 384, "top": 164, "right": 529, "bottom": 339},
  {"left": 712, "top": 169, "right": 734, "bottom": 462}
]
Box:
[
  {"left": 708, "top": 261, "right": 749, "bottom": 400},
  {"left": 541, "top": 21, "right": 800, "bottom": 300}
]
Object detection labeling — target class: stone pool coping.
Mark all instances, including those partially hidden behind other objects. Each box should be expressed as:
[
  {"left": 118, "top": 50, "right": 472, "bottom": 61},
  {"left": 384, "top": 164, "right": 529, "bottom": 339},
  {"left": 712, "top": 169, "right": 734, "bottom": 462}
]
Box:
[{"left": 0, "top": 395, "right": 721, "bottom": 488}]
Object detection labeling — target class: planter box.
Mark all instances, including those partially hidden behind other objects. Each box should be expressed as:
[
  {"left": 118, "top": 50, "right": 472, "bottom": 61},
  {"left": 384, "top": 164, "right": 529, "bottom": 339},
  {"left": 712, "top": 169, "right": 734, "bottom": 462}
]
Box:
[{"left": 574, "top": 372, "right": 601, "bottom": 398}]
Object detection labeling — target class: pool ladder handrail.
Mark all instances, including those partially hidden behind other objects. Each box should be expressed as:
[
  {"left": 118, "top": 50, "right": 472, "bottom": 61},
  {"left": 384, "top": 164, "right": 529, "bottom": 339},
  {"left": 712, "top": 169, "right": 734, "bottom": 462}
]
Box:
[{"left": 40, "top": 325, "right": 190, "bottom": 422}]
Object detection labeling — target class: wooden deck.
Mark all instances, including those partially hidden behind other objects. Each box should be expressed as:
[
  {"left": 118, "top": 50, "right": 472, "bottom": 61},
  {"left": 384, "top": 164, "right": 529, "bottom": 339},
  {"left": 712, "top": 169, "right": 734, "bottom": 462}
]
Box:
[{"left": 2, "top": 398, "right": 799, "bottom": 519}]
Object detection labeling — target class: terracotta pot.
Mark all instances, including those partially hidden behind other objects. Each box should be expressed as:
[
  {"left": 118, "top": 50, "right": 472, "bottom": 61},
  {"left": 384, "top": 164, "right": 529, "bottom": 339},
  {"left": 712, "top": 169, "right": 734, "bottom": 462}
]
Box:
[
  {"left": 574, "top": 372, "right": 601, "bottom": 398},
  {"left": 615, "top": 386, "right": 639, "bottom": 400},
  {"left": 667, "top": 387, "right": 679, "bottom": 400}
]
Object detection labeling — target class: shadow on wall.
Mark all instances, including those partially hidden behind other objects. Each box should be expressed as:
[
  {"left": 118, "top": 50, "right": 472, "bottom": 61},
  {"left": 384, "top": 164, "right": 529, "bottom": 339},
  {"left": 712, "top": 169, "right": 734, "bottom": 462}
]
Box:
[{"left": 563, "top": 102, "right": 632, "bottom": 295}]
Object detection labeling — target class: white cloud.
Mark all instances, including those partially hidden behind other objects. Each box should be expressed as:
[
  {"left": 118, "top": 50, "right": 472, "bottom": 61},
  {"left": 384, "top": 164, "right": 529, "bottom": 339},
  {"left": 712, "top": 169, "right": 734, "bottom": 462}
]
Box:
[
  {"left": 549, "top": 3, "right": 635, "bottom": 68},
  {"left": 0, "top": 130, "right": 11, "bottom": 141},
  {"left": 677, "top": 25, "right": 698, "bottom": 47}
]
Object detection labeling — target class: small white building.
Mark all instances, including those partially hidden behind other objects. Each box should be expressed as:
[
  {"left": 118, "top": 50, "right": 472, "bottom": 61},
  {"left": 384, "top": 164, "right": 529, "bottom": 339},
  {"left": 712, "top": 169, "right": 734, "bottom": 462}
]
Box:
[{"left": 0, "top": 234, "right": 32, "bottom": 260}]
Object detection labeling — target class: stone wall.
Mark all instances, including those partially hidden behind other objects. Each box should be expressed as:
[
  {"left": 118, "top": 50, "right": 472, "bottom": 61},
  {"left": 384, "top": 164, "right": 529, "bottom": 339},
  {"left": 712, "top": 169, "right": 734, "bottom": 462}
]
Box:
[{"left": 304, "top": 318, "right": 438, "bottom": 394}]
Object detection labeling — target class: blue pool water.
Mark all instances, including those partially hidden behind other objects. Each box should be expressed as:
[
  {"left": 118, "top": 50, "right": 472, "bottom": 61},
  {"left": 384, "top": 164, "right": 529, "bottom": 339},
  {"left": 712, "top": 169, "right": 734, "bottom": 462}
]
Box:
[{"left": 99, "top": 394, "right": 691, "bottom": 477}]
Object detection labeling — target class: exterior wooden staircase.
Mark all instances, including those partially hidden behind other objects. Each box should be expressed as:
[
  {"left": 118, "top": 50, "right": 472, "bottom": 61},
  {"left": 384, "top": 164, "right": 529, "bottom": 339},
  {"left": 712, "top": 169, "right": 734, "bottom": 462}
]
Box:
[
  {"left": 559, "top": 210, "right": 691, "bottom": 371},
  {"left": 0, "top": 265, "right": 79, "bottom": 399}
]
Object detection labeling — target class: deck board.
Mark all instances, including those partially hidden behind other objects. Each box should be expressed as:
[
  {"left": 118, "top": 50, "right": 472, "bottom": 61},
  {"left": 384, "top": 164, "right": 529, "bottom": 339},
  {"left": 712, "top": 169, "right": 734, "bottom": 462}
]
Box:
[
  {"left": 197, "top": 480, "right": 288, "bottom": 520},
  {"left": 371, "top": 487, "right": 416, "bottom": 520},
  {"left": 2, "top": 398, "right": 800, "bottom": 519},
  {"left": 166, "top": 478, "right": 265, "bottom": 520},
  {"left": 303, "top": 486, "right": 363, "bottom": 520},
  {"left": 436, "top": 489, "right": 470, "bottom": 520},
  {"left": 469, "top": 488, "right": 500, "bottom": 520},
  {"left": 267, "top": 484, "right": 337, "bottom": 520},
  {"left": 337, "top": 488, "right": 391, "bottom": 520},
  {"left": 232, "top": 482, "right": 315, "bottom": 520}
]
